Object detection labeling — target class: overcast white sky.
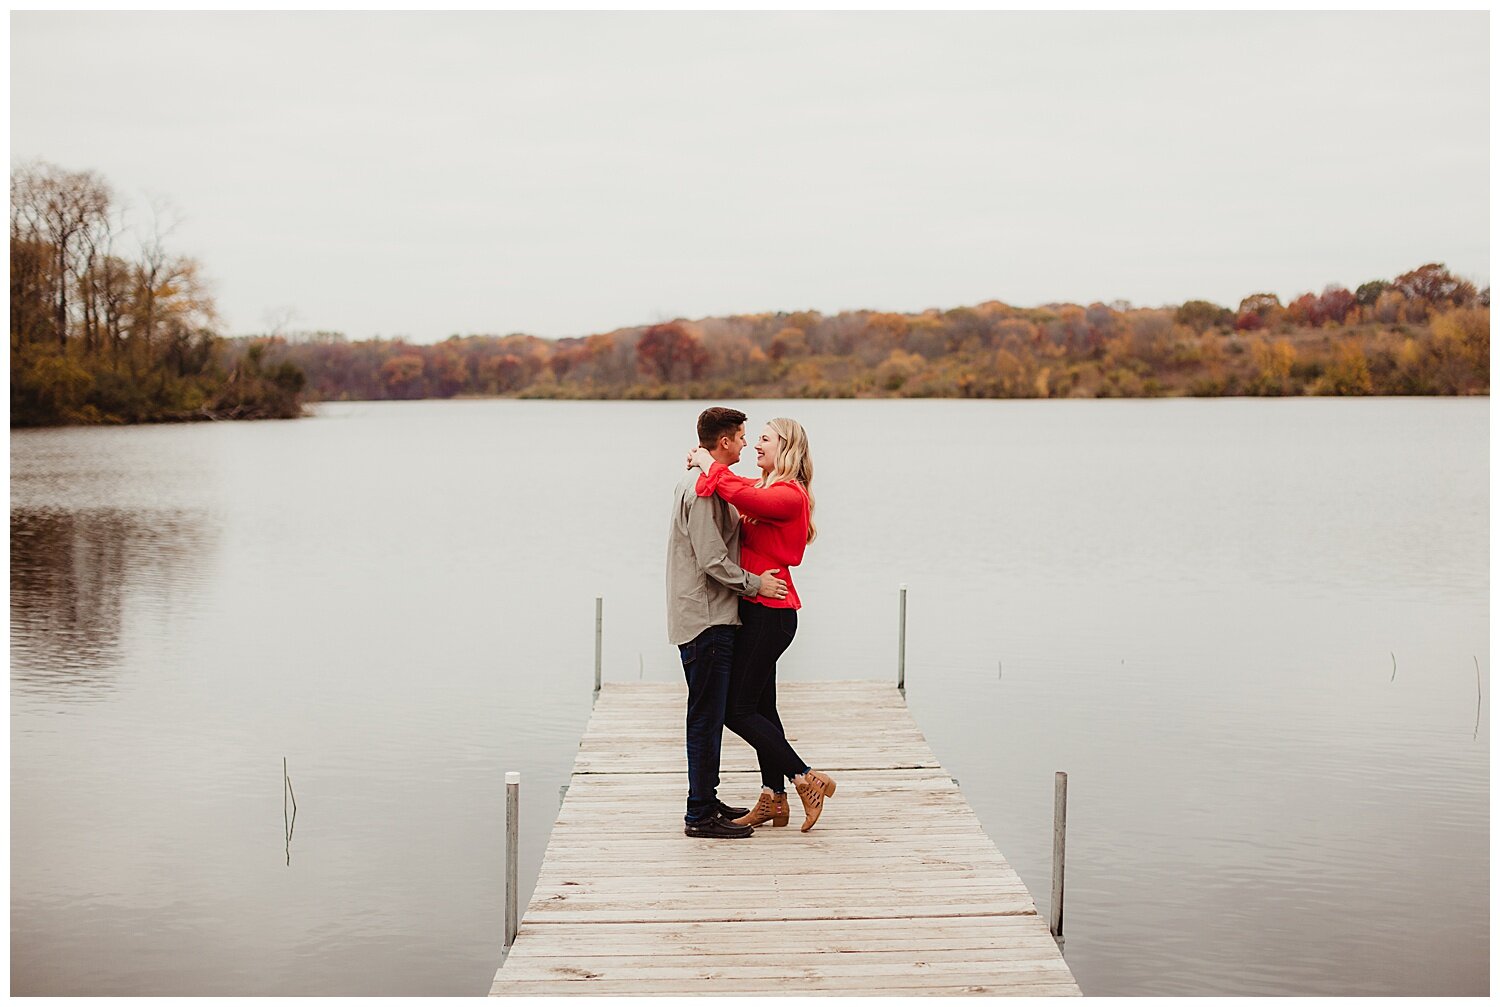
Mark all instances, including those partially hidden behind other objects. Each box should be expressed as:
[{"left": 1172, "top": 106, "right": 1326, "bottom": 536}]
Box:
[{"left": 11, "top": 12, "right": 1490, "bottom": 343}]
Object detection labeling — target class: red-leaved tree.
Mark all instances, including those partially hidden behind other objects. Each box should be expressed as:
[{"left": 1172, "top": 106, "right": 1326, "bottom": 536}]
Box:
[{"left": 636, "top": 322, "right": 710, "bottom": 383}]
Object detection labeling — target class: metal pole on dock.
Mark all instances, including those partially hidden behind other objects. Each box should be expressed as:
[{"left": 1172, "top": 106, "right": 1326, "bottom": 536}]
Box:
[
  {"left": 593, "top": 596, "right": 603, "bottom": 702},
  {"left": 504, "top": 771, "right": 520, "bottom": 951},
  {"left": 1050, "top": 770, "right": 1067, "bottom": 948},
  {"left": 897, "top": 583, "right": 907, "bottom": 696}
]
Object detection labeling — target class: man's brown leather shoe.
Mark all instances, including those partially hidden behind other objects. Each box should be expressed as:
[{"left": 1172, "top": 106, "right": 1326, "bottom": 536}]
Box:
[
  {"left": 684, "top": 813, "right": 753, "bottom": 839},
  {"left": 716, "top": 799, "right": 750, "bottom": 819}
]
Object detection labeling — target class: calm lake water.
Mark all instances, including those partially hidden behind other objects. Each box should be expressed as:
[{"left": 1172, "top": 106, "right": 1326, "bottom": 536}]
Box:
[{"left": 10, "top": 397, "right": 1489, "bottom": 995}]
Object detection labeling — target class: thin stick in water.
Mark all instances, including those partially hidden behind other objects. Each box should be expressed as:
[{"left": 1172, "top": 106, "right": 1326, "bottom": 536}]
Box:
[
  {"left": 1475, "top": 656, "right": 1483, "bottom": 742},
  {"left": 1391, "top": 652, "right": 1396, "bottom": 682},
  {"left": 283, "top": 757, "right": 299, "bottom": 866}
]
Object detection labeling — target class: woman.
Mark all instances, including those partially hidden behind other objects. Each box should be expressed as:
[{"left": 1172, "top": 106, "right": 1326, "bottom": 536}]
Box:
[{"left": 688, "top": 417, "right": 836, "bottom": 832}]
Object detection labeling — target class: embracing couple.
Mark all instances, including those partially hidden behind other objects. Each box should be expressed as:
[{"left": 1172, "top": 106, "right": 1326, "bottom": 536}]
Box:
[{"left": 665, "top": 407, "right": 837, "bottom": 839}]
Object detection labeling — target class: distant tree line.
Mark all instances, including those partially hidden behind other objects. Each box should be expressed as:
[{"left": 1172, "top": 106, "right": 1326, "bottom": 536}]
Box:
[
  {"left": 248, "top": 262, "right": 1488, "bottom": 404},
  {"left": 11, "top": 161, "right": 305, "bottom": 427},
  {"left": 15, "top": 159, "right": 1484, "bottom": 428}
]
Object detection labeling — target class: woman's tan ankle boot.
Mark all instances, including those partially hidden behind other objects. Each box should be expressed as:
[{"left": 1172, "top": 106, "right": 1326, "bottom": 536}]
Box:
[
  {"left": 795, "top": 770, "right": 837, "bottom": 832},
  {"left": 732, "top": 791, "right": 790, "bottom": 828}
]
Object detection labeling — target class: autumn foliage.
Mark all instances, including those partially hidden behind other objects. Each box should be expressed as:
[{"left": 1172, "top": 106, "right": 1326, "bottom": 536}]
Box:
[
  {"left": 11, "top": 162, "right": 1485, "bottom": 429},
  {"left": 636, "top": 322, "right": 710, "bottom": 382},
  {"left": 11, "top": 161, "right": 305, "bottom": 426},
  {"left": 248, "top": 261, "right": 1487, "bottom": 406}
]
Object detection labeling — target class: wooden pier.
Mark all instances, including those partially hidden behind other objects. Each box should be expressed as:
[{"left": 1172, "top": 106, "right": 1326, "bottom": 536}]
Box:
[{"left": 490, "top": 680, "right": 1081, "bottom": 996}]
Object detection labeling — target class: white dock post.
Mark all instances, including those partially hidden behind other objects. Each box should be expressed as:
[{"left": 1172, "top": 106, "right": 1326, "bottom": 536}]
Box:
[
  {"left": 897, "top": 583, "right": 907, "bottom": 696},
  {"left": 504, "top": 771, "right": 520, "bottom": 951},
  {"left": 593, "top": 597, "right": 603, "bottom": 702},
  {"left": 1051, "top": 770, "right": 1067, "bottom": 949}
]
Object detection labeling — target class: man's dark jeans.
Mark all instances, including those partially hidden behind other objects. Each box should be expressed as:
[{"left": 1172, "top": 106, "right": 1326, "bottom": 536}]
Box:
[{"left": 679, "top": 624, "right": 736, "bottom": 824}]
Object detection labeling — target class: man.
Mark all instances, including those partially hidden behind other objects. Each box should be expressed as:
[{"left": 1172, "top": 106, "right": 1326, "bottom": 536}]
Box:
[{"left": 666, "top": 406, "right": 788, "bottom": 839}]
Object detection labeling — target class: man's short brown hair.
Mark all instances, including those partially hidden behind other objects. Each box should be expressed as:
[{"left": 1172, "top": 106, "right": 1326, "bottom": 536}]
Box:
[{"left": 697, "top": 407, "right": 747, "bottom": 449}]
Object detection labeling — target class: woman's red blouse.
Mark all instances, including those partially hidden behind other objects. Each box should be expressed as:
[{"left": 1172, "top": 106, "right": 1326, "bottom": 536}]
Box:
[{"left": 695, "top": 462, "right": 809, "bottom": 610}]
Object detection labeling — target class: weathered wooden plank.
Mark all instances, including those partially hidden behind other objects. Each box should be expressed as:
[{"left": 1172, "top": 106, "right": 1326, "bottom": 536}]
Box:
[
  {"left": 532, "top": 871, "right": 1027, "bottom": 890},
  {"left": 536, "top": 838, "right": 1007, "bottom": 855},
  {"left": 516, "top": 907, "right": 1040, "bottom": 925},
  {"left": 500, "top": 930, "right": 1062, "bottom": 956},
  {"left": 490, "top": 681, "right": 1078, "bottom": 997},
  {"left": 498, "top": 957, "right": 1078, "bottom": 982},
  {"left": 500, "top": 947, "right": 1065, "bottom": 971},
  {"left": 532, "top": 859, "right": 1014, "bottom": 878},
  {"left": 491, "top": 976, "right": 1081, "bottom": 996}
]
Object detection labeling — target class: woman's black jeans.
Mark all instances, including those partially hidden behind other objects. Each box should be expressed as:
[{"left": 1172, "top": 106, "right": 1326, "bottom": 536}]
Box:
[{"left": 724, "top": 599, "right": 810, "bottom": 792}]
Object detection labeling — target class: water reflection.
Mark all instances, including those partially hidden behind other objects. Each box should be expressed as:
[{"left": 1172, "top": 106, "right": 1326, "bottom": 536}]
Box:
[
  {"left": 8, "top": 400, "right": 1487, "bottom": 996},
  {"left": 10, "top": 507, "right": 215, "bottom": 700}
]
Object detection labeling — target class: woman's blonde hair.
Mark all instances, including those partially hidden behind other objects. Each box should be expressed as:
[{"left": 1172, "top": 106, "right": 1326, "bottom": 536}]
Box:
[{"left": 758, "top": 417, "right": 817, "bottom": 544}]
